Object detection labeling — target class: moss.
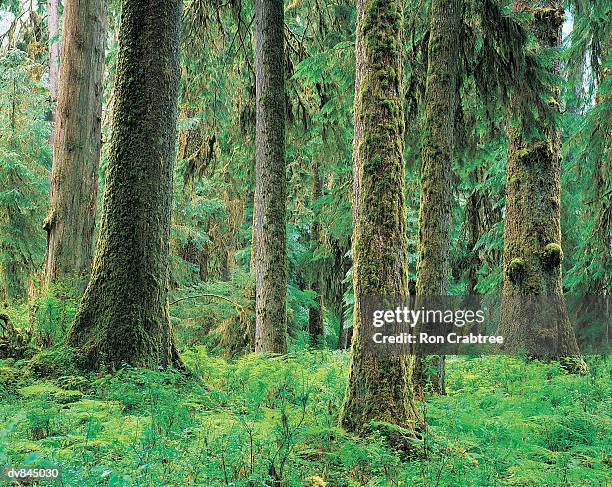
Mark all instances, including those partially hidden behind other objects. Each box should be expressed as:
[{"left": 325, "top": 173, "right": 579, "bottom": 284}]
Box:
[
  {"left": 28, "top": 345, "right": 77, "bottom": 378},
  {"left": 508, "top": 258, "right": 527, "bottom": 284},
  {"left": 56, "top": 374, "right": 90, "bottom": 392},
  {"left": 304, "top": 476, "right": 326, "bottom": 487},
  {"left": 541, "top": 243, "right": 563, "bottom": 270},
  {"left": 559, "top": 356, "right": 588, "bottom": 375},
  {"left": 19, "top": 382, "right": 83, "bottom": 404},
  {"left": 0, "top": 366, "right": 20, "bottom": 385},
  {"left": 342, "top": 0, "right": 419, "bottom": 435},
  {"left": 52, "top": 388, "right": 84, "bottom": 404},
  {"left": 365, "top": 421, "right": 421, "bottom": 459}
]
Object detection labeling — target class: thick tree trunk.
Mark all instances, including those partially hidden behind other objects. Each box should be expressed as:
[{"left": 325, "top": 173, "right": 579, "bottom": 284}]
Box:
[
  {"left": 499, "top": 0, "right": 581, "bottom": 360},
  {"left": 253, "top": 0, "right": 288, "bottom": 353},
  {"left": 413, "top": 0, "right": 461, "bottom": 396},
  {"left": 340, "top": 0, "right": 420, "bottom": 435},
  {"left": 66, "top": 0, "right": 183, "bottom": 370},
  {"left": 44, "top": 0, "right": 106, "bottom": 284}
]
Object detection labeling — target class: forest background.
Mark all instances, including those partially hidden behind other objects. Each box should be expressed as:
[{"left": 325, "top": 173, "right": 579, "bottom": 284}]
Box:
[{"left": 0, "top": 0, "right": 610, "bottom": 485}]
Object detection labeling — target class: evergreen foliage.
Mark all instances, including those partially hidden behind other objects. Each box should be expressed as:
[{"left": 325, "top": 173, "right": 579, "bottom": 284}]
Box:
[{"left": 0, "top": 0, "right": 609, "bottom": 483}]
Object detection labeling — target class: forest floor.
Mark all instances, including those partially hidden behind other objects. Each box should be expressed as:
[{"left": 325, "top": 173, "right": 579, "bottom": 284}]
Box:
[{"left": 0, "top": 351, "right": 609, "bottom": 486}]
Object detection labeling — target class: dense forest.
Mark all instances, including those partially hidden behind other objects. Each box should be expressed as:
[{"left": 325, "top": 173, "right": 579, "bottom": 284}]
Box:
[{"left": 0, "top": 0, "right": 610, "bottom": 485}]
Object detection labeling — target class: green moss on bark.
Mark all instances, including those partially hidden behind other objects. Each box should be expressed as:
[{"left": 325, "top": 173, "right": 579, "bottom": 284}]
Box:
[
  {"left": 66, "top": 0, "right": 183, "bottom": 370},
  {"left": 508, "top": 257, "right": 527, "bottom": 284},
  {"left": 500, "top": 0, "right": 581, "bottom": 360},
  {"left": 253, "top": 0, "right": 288, "bottom": 354},
  {"left": 541, "top": 243, "right": 563, "bottom": 270},
  {"left": 413, "top": 0, "right": 461, "bottom": 395},
  {"left": 340, "top": 0, "right": 420, "bottom": 435}
]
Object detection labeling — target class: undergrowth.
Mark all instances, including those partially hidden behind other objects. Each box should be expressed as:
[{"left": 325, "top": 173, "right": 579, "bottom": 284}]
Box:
[{"left": 0, "top": 352, "right": 609, "bottom": 486}]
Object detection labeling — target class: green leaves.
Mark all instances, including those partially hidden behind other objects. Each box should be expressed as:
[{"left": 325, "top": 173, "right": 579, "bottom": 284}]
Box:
[{"left": 0, "top": 49, "right": 50, "bottom": 300}]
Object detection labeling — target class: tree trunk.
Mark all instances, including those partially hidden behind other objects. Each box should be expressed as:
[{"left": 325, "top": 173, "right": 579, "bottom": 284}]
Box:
[
  {"left": 308, "top": 160, "right": 324, "bottom": 345},
  {"left": 499, "top": 0, "right": 581, "bottom": 360},
  {"left": 328, "top": 239, "right": 350, "bottom": 349},
  {"left": 413, "top": 0, "right": 461, "bottom": 396},
  {"left": 340, "top": 0, "right": 420, "bottom": 435},
  {"left": 47, "top": 0, "right": 59, "bottom": 105},
  {"left": 44, "top": 0, "right": 106, "bottom": 284},
  {"left": 253, "top": 0, "right": 288, "bottom": 353},
  {"left": 66, "top": 0, "right": 183, "bottom": 370},
  {"left": 463, "top": 166, "right": 500, "bottom": 295}
]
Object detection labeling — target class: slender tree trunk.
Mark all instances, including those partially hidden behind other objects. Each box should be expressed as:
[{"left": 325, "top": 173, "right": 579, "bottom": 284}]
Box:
[
  {"left": 308, "top": 160, "right": 324, "bottom": 345},
  {"left": 413, "top": 0, "right": 461, "bottom": 396},
  {"left": 329, "top": 239, "right": 350, "bottom": 349},
  {"left": 44, "top": 0, "right": 106, "bottom": 284},
  {"left": 66, "top": 0, "right": 183, "bottom": 370},
  {"left": 47, "top": 0, "right": 59, "bottom": 103},
  {"left": 340, "top": 0, "right": 420, "bottom": 435},
  {"left": 463, "top": 166, "right": 500, "bottom": 294},
  {"left": 253, "top": 0, "right": 287, "bottom": 353},
  {"left": 499, "top": 0, "right": 581, "bottom": 361},
  {"left": 588, "top": 25, "right": 610, "bottom": 298}
]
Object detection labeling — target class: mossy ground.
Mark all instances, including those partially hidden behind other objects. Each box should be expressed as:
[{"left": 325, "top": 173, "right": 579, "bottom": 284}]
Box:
[{"left": 0, "top": 352, "right": 609, "bottom": 485}]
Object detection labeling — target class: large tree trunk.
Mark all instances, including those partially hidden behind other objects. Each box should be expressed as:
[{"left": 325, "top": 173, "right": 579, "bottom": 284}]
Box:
[
  {"left": 413, "top": 0, "right": 461, "bottom": 396},
  {"left": 499, "top": 0, "right": 581, "bottom": 360},
  {"left": 253, "top": 0, "right": 288, "bottom": 353},
  {"left": 340, "top": 0, "right": 420, "bottom": 435},
  {"left": 44, "top": 0, "right": 106, "bottom": 284},
  {"left": 66, "top": 0, "right": 183, "bottom": 370}
]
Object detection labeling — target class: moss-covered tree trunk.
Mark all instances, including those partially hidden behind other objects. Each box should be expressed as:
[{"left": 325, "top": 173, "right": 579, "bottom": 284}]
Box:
[
  {"left": 413, "top": 0, "right": 461, "bottom": 396},
  {"left": 44, "top": 0, "right": 106, "bottom": 284},
  {"left": 463, "top": 166, "right": 501, "bottom": 295},
  {"left": 253, "top": 0, "right": 288, "bottom": 353},
  {"left": 328, "top": 239, "right": 350, "bottom": 349},
  {"left": 66, "top": 0, "right": 183, "bottom": 369},
  {"left": 340, "top": 0, "right": 419, "bottom": 435},
  {"left": 499, "top": 0, "right": 581, "bottom": 360},
  {"left": 308, "top": 160, "right": 324, "bottom": 345}
]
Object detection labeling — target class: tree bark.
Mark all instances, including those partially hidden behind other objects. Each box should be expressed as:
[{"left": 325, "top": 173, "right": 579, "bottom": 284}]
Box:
[
  {"left": 328, "top": 239, "right": 350, "bottom": 349},
  {"left": 66, "top": 0, "right": 183, "bottom": 370},
  {"left": 499, "top": 0, "right": 581, "bottom": 360},
  {"left": 413, "top": 0, "right": 461, "bottom": 396},
  {"left": 44, "top": 0, "right": 106, "bottom": 284},
  {"left": 340, "top": 0, "right": 420, "bottom": 435},
  {"left": 253, "top": 0, "right": 288, "bottom": 354},
  {"left": 308, "top": 160, "right": 324, "bottom": 345},
  {"left": 47, "top": 0, "right": 59, "bottom": 102}
]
